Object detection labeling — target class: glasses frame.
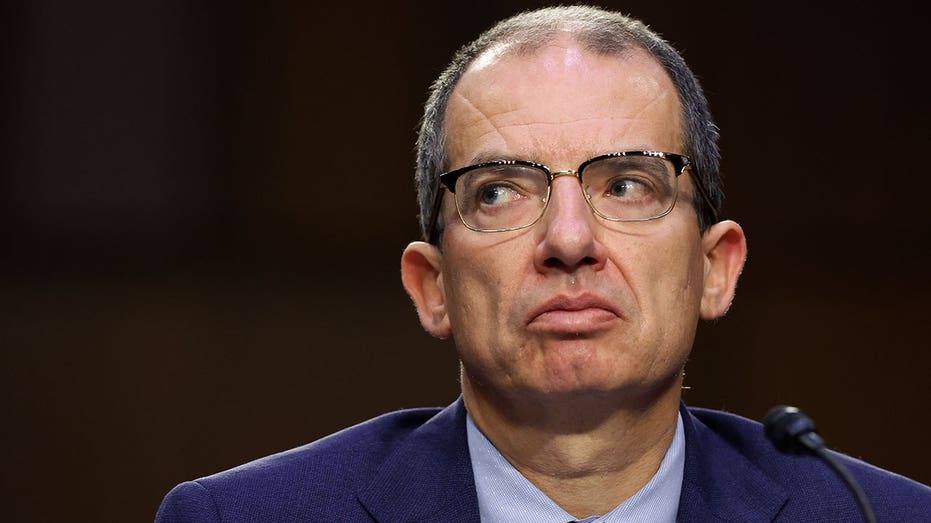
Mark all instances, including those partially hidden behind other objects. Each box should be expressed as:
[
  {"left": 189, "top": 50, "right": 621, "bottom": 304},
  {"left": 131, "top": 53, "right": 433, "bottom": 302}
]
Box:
[{"left": 426, "top": 151, "right": 719, "bottom": 242}]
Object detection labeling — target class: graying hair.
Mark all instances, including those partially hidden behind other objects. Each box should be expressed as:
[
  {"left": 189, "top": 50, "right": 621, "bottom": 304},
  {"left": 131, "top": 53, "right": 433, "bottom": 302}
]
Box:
[{"left": 415, "top": 5, "right": 722, "bottom": 242}]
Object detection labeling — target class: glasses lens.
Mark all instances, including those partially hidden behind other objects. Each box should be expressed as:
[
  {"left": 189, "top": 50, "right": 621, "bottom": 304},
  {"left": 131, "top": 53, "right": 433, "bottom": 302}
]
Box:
[
  {"left": 454, "top": 163, "right": 549, "bottom": 231},
  {"left": 581, "top": 155, "right": 678, "bottom": 221}
]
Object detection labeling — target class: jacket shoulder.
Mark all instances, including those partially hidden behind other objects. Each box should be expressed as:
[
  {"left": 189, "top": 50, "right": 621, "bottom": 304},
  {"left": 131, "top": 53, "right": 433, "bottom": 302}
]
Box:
[
  {"left": 686, "top": 406, "right": 931, "bottom": 521},
  {"left": 206, "top": 406, "right": 443, "bottom": 483},
  {"left": 156, "top": 406, "right": 444, "bottom": 522}
]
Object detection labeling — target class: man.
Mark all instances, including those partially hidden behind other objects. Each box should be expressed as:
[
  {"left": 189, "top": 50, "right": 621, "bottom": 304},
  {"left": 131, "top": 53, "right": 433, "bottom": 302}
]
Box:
[{"left": 156, "top": 6, "right": 931, "bottom": 522}]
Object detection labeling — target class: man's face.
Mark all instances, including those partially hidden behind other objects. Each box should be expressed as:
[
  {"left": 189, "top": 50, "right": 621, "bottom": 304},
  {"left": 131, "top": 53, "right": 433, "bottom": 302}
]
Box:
[{"left": 405, "top": 38, "right": 741, "bottom": 405}]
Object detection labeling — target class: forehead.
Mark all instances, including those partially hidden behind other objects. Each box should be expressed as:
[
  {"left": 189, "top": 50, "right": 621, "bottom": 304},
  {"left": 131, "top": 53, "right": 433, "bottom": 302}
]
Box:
[{"left": 445, "top": 37, "right": 682, "bottom": 168}]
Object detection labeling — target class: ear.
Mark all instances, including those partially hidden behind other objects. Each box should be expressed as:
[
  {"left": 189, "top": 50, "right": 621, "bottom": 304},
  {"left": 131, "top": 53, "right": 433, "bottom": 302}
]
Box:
[
  {"left": 699, "top": 220, "right": 748, "bottom": 320},
  {"left": 401, "top": 241, "right": 452, "bottom": 338}
]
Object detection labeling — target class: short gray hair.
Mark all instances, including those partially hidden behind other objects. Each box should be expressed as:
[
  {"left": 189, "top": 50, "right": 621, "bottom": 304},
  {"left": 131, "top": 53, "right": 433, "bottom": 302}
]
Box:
[{"left": 416, "top": 5, "right": 722, "bottom": 243}]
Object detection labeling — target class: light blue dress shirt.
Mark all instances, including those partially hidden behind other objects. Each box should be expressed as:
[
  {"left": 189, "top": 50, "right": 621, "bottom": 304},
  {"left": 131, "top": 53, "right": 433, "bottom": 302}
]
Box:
[{"left": 466, "top": 412, "right": 685, "bottom": 523}]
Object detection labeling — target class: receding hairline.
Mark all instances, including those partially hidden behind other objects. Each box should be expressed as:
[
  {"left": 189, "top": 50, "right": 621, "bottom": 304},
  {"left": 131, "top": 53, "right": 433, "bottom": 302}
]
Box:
[
  {"left": 441, "top": 32, "right": 685, "bottom": 163},
  {"left": 475, "top": 25, "right": 644, "bottom": 55},
  {"left": 458, "top": 30, "right": 646, "bottom": 81}
]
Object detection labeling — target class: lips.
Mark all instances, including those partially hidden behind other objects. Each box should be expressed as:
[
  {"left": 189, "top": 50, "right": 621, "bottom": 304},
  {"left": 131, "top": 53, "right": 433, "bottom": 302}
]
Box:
[{"left": 527, "top": 293, "right": 621, "bottom": 333}]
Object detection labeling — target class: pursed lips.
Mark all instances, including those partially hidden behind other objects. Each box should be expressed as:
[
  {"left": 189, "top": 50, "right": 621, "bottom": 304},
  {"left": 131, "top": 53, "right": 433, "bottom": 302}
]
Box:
[{"left": 526, "top": 293, "right": 621, "bottom": 333}]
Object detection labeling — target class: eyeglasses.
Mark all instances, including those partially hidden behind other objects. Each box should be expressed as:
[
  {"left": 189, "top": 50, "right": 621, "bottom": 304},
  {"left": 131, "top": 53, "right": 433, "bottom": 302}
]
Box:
[{"left": 426, "top": 151, "right": 718, "bottom": 240}]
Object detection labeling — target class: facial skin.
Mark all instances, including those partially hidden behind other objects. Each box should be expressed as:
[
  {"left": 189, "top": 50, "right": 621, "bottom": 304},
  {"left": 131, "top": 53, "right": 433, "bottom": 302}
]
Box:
[{"left": 403, "top": 36, "right": 746, "bottom": 421}]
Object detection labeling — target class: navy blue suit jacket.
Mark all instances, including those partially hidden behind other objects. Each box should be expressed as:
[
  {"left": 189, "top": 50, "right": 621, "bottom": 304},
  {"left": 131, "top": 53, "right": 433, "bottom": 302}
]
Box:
[{"left": 156, "top": 399, "right": 931, "bottom": 522}]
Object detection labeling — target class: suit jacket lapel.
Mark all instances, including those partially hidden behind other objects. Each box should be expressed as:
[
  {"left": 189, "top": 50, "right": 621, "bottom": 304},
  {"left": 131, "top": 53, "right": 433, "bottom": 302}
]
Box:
[
  {"left": 357, "top": 397, "right": 480, "bottom": 523},
  {"left": 357, "top": 399, "right": 789, "bottom": 522},
  {"left": 676, "top": 404, "right": 788, "bottom": 522}
]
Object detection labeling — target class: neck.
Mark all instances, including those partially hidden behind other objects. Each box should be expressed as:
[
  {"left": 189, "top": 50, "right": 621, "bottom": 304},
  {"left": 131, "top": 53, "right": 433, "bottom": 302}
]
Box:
[{"left": 462, "top": 375, "right": 683, "bottom": 518}]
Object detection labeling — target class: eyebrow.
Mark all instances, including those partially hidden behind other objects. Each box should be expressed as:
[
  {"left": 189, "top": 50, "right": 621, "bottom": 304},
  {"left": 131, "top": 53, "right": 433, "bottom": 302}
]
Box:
[{"left": 464, "top": 147, "right": 662, "bottom": 169}]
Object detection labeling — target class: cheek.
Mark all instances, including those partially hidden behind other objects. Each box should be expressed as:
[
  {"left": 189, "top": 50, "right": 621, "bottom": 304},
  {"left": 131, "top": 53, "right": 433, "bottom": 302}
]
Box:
[
  {"left": 443, "top": 265, "right": 512, "bottom": 378},
  {"left": 441, "top": 241, "right": 512, "bottom": 334},
  {"left": 440, "top": 233, "right": 538, "bottom": 370},
  {"left": 626, "top": 233, "right": 705, "bottom": 338}
]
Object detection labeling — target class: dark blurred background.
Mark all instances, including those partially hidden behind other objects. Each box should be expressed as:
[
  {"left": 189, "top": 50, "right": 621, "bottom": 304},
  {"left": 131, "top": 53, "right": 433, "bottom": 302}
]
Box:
[{"left": 2, "top": 1, "right": 928, "bottom": 520}]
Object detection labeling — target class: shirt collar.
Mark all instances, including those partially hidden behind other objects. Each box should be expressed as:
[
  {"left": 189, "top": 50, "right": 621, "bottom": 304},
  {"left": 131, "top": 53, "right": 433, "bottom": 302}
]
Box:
[{"left": 466, "top": 411, "right": 685, "bottom": 523}]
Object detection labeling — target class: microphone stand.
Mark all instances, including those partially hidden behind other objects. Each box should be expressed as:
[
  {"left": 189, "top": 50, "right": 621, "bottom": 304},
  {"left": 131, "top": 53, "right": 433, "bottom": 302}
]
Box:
[{"left": 764, "top": 405, "right": 877, "bottom": 523}]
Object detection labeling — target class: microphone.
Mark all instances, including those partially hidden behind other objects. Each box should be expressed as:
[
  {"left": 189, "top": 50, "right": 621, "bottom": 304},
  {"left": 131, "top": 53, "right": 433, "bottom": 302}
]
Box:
[{"left": 764, "top": 405, "right": 877, "bottom": 523}]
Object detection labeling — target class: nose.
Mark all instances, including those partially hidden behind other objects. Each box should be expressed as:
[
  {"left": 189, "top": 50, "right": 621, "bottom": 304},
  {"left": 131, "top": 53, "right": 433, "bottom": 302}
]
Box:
[{"left": 533, "top": 174, "right": 606, "bottom": 273}]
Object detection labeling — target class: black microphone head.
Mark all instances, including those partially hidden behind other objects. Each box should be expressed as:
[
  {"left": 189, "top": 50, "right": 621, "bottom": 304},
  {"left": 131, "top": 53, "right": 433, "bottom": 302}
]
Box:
[{"left": 764, "top": 405, "right": 821, "bottom": 455}]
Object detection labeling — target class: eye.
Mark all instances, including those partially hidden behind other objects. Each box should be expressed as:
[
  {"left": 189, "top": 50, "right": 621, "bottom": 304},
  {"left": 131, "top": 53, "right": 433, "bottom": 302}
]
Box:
[
  {"left": 454, "top": 163, "right": 549, "bottom": 228},
  {"left": 479, "top": 183, "right": 518, "bottom": 206},
  {"left": 580, "top": 155, "right": 677, "bottom": 220},
  {"left": 606, "top": 177, "right": 653, "bottom": 200}
]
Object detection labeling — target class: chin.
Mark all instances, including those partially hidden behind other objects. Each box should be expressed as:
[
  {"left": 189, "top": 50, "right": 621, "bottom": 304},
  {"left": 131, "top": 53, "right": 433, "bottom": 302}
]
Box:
[
  {"left": 523, "top": 358, "right": 682, "bottom": 402},
  {"left": 520, "top": 365, "right": 642, "bottom": 397}
]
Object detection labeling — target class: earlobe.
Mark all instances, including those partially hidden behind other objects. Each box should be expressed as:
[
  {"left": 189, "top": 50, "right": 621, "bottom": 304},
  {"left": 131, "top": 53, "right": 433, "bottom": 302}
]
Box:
[
  {"left": 400, "top": 241, "right": 452, "bottom": 338},
  {"left": 699, "top": 220, "right": 748, "bottom": 320}
]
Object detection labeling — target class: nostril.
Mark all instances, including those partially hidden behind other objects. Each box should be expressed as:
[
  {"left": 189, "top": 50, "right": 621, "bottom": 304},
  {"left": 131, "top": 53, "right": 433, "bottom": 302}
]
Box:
[{"left": 543, "top": 256, "right": 597, "bottom": 269}]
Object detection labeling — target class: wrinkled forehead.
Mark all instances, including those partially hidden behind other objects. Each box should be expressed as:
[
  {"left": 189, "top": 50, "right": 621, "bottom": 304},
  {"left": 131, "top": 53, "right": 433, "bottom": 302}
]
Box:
[{"left": 444, "top": 36, "right": 683, "bottom": 166}]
